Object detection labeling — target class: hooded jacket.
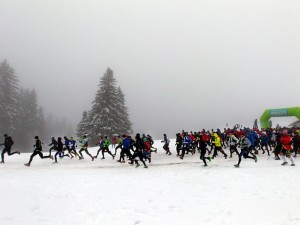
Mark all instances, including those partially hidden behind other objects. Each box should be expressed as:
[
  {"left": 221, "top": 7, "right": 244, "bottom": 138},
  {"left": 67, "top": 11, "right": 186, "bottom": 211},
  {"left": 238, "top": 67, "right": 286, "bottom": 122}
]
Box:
[{"left": 212, "top": 133, "right": 221, "bottom": 147}]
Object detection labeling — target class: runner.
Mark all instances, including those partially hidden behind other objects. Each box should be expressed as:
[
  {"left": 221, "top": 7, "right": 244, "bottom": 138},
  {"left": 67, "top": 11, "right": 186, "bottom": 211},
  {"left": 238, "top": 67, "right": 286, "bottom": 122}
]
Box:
[
  {"left": 24, "top": 136, "right": 53, "bottom": 167},
  {"left": 0, "top": 134, "right": 20, "bottom": 163},
  {"left": 199, "top": 133, "right": 212, "bottom": 167},
  {"left": 161, "top": 133, "right": 171, "bottom": 155},
  {"left": 280, "top": 129, "right": 295, "bottom": 166},
  {"left": 48, "top": 137, "right": 57, "bottom": 156},
  {"left": 100, "top": 136, "right": 114, "bottom": 160},
  {"left": 234, "top": 134, "right": 257, "bottom": 168},
  {"left": 78, "top": 135, "right": 94, "bottom": 161},
  {"left": 212, "top": 133, "right": 227, "bottom": 159},
  {"left": 228, "top": 133, "right": 239, "bottom": 158}
]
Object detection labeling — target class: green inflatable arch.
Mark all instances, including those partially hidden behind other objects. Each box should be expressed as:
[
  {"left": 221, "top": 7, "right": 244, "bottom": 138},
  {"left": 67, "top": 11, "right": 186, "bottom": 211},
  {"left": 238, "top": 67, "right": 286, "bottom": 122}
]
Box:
[{"left": 260, "top": 107, "right": 300, "bottom": 128}]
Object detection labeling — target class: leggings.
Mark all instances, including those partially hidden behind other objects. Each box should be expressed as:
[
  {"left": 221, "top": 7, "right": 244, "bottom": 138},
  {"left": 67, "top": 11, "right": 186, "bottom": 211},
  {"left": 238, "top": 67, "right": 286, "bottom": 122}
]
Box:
[
  {"left": 102, "top": 146, "right": 114, "bottom": 158},
  {"left": 79, "top": 148, "right": 93, "bottom": 159},
  {"left": 132, "top": 151, "right": 147, "bottom": 167},
  {"left": 114, "top": 144, "right": 122, "bottom": 155},
  {"left": 48, "top": 146, "right": 56, "bottom": 155},
  {"left": 119, "top": 148, "right": 133, "bottom": 161},
  {"left": 229, "top": 145, "right": 239, "bottom": 157},
  {"left": 236, "top": 148, "right": 255, "bottom": 166},
  {"left": 28, "top": 150, "right": 51, "bottom": 164},
  {"left": 260, "top": 143, "right": 269, "bottom": 155},
  {"left": 213, "top": 146, "right": 227, "bottom": 159},
  {"left": 200, "top": 147, "right": 210, "bottom": 166},
  {"left": 1, "top": 147, "right": 18, "bottom": 162}
]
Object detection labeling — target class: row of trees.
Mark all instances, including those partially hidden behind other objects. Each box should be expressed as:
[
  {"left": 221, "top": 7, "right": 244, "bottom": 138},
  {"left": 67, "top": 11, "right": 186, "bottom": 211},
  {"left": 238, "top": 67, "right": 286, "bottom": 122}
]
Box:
[
  {"left": 0, "top": 60, "right": 132, "bottom": 149},
  {"left": 0, "top": 60, "right": 72, "bottom": 150},
  {"left": 77, "top": 68, "right": 132, "bottom": 145}
]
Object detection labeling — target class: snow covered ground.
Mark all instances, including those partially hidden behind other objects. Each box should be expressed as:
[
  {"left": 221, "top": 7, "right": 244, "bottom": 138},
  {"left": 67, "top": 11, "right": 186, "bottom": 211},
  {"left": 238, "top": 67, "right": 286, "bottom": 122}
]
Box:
[{"left": 0, "top": 139, "right": 300, "bottom": 225}]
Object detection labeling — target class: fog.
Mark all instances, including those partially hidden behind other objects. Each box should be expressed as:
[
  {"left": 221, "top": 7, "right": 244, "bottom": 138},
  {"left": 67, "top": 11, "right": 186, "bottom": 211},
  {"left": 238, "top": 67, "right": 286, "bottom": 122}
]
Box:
[{"left": 1, "top": 0, "right": 300, "bottom": 138}]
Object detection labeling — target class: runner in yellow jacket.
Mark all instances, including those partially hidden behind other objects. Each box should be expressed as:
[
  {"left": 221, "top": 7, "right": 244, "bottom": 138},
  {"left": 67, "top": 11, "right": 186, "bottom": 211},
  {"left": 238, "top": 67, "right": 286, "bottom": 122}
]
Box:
[{"left": 212, "top": 133, "right": 228, "bottom": 159}]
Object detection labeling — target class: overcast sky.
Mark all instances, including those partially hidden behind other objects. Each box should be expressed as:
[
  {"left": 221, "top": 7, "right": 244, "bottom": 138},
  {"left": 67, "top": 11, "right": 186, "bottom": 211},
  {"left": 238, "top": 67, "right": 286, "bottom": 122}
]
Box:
[{"left": 1, "top": 0, "right": 300, "bottom": 138}]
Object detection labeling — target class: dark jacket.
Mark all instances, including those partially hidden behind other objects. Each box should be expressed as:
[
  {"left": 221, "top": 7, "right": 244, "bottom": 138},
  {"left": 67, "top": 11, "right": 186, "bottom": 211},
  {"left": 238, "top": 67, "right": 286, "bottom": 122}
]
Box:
[
  {"left": 199, "top": 135, "right": 207, "bottom": 150},
  {"left": 293, "top": 134, "right": 300, "bottom": 147},
  {"left": 49, "top": 138, "right": 58, "bottom": 147},
  {"left": 135, "top": 135, "right": 144, "bottom": 151},
  {"left": 57, "top": 139, "right": 64, "bottom": 152},
  {"left": 34, "top": 139, "right": 42, "bottom": 151},
  {"left": 176, "top": 135, "right": 183, "bottom": 146},
  {"left": 4, "top": 136, "right": 13, "bottom": 148}
]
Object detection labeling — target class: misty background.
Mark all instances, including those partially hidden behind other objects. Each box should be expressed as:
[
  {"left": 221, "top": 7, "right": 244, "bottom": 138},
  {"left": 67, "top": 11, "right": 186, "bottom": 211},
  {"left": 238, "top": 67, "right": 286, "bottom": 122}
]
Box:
[{"left": 1, "top": 0, "right": 300, "bottom": 139}]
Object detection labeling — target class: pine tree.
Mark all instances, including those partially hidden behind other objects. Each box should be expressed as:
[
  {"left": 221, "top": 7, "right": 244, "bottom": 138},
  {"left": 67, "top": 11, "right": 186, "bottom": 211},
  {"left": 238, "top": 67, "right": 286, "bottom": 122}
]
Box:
[
  {"left": 88, "top": 68, "right": 119, "bottom": 143},
  {"left": 0, "top": 60, "right": 53, "bottom": 150},
  {"left": 0, "top": 60, "right": 20, "bottom": 136},
  {"left": 17, "top": 89, "right": 39, "bottom": 148},
  {"left": 79, "top": 67, "right": 132, "bottom": 144}
]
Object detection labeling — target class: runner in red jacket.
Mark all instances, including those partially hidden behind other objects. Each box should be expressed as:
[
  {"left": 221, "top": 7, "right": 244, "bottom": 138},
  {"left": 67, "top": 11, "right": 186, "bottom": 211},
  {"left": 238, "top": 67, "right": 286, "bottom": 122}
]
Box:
[{"left": 280, "top": 130, "right": 295, "bottom": 166}]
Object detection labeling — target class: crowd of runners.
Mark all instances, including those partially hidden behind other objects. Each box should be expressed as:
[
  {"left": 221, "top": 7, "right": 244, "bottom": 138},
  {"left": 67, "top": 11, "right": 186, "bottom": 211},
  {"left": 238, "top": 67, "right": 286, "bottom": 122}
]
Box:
[{"left": 0, "top": 126, "right": 299, "bottom": 168}]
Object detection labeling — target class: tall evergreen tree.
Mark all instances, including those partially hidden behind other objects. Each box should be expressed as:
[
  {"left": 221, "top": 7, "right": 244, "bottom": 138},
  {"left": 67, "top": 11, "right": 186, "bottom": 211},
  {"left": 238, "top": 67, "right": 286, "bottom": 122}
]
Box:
[
  {"left": 0, "top": 60, "right": 20, "bottom": 135},
  {"left": 79, "top": 68, "right": 132, "bottom": 144},
  {"left": 17, "top": 89, "right": 39, "bottom": 148},
  {"left": 0, "top": 60, "right": 63, "bottom": 150},
  {"left": 88, "top": 68, "right": 119, "bottom": 142}
]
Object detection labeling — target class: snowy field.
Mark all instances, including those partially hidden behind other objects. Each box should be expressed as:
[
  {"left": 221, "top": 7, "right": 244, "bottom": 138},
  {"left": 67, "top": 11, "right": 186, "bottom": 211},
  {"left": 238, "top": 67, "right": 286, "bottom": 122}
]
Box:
[{"left": 1, "top": 139, "right": 300, "bottom": 225}]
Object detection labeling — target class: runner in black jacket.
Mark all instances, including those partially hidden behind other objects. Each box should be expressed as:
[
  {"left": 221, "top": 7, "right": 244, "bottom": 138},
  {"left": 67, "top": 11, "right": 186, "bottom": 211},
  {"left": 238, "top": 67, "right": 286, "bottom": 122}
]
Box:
[
  {"left": 24, "top": 136, "right": 53, "bottom": 167},
  {"left": 0, "top": 134, "right": 20, "bottom": 163}
]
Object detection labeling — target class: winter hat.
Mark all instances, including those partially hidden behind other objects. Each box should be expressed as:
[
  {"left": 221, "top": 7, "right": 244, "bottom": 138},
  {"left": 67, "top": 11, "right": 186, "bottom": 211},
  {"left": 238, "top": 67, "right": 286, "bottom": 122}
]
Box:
[
  {"left": 3, "top": 134, "right": 8, "bottom": 137},
  {"left": 34, "top": 136, "right": 39, "bottom": 139}
]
